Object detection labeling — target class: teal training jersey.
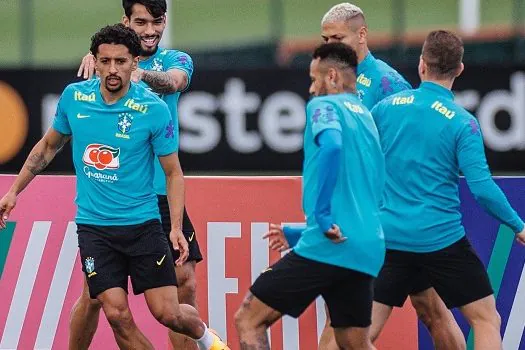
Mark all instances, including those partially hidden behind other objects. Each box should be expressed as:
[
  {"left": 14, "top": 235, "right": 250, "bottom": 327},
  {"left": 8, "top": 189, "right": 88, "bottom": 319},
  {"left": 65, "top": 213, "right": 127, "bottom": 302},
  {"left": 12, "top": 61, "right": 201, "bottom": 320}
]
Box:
[
  {"left": 357, "top": 52, "right": 411, "bottom": 109},
  {"left": 294, "top": 93, "right": 386, "bottom": 277},
  {"left": 138, "top": 47, "right": 193, "bottom": 195},
  {"left": 371, "top": 81, "right": 523, "bottom": 252},
  {"left": 52, "top": 79, "right": 177, "bottom": 226}
]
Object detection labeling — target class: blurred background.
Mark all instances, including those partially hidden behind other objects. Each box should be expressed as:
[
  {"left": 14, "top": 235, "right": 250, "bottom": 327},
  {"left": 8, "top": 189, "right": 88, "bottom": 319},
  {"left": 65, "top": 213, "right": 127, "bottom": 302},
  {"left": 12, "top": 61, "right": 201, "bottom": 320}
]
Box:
[{"left": 1, "top": 0, "right": 524, "bottom": 175}]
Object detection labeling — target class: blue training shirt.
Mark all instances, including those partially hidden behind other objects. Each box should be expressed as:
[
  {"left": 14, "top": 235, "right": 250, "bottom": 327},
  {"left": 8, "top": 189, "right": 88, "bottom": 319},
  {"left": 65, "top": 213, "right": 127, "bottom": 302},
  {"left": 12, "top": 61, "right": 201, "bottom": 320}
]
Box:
[
  {"left": 52, "top": 79, "right": 177, "bottom": 226},
  {"left": 294, "top": 93, "right": 386, "bottom": 276},
  {"left": 371, "top": 81, "right": 524, "bottom": 252},
  {"left": 357, "top": 52, "right": 412, "bottom": 109},
  {"left": 138, "top": 47, "right": 194, "bottom": 195}
]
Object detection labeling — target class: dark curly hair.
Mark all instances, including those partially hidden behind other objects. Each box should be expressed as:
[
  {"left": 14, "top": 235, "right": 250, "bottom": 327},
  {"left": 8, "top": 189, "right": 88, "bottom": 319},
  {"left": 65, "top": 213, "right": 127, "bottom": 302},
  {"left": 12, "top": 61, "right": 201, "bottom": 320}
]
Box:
[
  {"left": 122, "top": 0, "right": 167, "bottom": 19},
  {"left": 90, "top": 23, "right": 141, "bottom": 57},
  {"left": 312, "top": 42, "right": 358, "bottom": 73}
]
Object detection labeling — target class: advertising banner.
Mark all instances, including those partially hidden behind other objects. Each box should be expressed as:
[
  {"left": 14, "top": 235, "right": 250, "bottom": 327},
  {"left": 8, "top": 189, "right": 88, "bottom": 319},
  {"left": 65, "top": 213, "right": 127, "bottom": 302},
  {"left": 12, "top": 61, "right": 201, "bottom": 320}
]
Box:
[
  {"left": 1, "top": 66, "right": 525, "bottom": 172},
  {"left": 0, "top": 175, "right": 417, "bottom": 350}
]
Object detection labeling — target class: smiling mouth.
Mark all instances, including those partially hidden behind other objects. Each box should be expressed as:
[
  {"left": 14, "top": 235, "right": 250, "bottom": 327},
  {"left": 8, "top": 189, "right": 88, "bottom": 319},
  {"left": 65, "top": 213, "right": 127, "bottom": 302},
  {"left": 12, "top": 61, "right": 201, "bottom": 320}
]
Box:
[{"left": 142, "top": 37, "right": 158, "bottom": 47}]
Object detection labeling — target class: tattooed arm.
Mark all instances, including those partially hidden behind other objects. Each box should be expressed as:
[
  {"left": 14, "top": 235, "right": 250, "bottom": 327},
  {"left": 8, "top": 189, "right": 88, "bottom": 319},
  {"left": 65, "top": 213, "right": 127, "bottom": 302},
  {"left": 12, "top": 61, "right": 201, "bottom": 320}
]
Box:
[
  {"left": 9, "top": 128, "right": 70, "bottom": 195},
  {"left": 135, "top": 68, "right": 189, "bottom": 94}
]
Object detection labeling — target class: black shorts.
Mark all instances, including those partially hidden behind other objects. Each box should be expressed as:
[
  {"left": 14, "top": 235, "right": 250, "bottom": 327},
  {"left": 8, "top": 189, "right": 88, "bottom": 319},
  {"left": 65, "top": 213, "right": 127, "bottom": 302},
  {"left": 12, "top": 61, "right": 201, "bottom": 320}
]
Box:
[
  {"left": 374, "top": 236, "right": 493, "bottom": 309},
  {"left": 157, "top": 195, "right": 203, "bottom": 264},
  {"left": 250, "top": 251, "right": 374, "bottom": 328},
  {"left": 77, "top": 219, "right": 178, "bottom": 299}
]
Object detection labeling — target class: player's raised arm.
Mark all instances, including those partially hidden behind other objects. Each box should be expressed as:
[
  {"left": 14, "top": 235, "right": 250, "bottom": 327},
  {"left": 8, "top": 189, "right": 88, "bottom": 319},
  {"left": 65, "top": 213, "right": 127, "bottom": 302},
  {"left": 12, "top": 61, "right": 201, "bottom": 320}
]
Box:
[
  {"left": 134, "top": 50, "right": 194, "bottom": 94},
  {"left": 457, "top": 117, "right": 525, "bottom": 238},
  {"left": 135, "top": 67, "right": 188, "bottom": 94},
  {"left": 0, "top": 128, "right": 70, "bottom": 228}
]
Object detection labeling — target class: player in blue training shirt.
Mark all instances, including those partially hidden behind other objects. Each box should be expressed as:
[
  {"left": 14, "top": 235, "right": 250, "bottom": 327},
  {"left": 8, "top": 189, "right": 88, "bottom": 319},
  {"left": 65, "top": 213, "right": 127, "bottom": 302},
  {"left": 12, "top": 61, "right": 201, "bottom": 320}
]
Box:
[
  {"left": 266, "top": 3, "right": 464, "bottom": 349},
  {"left": 370, "top": 30, "right": 525, "bottom": 349},
  {"left": 235, "top": 43, "right": 385, "bottom": 350},
  {"left": 73, "top": 2, "right": 206, "bottom": 349},
  {"left": 0, "top": 24, "right": 227, "bottom": 350}
]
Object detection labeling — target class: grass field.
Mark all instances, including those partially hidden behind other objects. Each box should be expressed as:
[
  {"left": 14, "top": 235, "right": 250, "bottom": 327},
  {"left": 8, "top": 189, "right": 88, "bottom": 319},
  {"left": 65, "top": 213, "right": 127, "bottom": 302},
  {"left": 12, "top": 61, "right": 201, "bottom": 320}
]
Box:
[{"left": 0, "top": 0, "right": 517, "bottom": 67}]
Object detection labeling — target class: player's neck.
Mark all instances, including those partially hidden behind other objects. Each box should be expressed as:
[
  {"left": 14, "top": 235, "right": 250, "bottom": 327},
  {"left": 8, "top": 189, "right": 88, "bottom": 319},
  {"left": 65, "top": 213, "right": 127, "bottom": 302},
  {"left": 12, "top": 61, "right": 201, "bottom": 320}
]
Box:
[
  {"left": 100, "top": 83, "right": 131, "bottom": 105},
  {"left": 357, "top": 46, "right": 369, "bottom": 64},
  {"left": 422, "top": 77, "right": 454, "bottom": 90}
]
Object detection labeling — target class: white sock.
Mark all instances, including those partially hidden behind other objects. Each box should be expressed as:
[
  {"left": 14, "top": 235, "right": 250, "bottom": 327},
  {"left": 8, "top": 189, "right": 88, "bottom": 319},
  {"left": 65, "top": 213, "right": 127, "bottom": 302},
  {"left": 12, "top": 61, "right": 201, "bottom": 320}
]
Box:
[{"left": 195, "top": 323, "right": 215, "bottom": 350}]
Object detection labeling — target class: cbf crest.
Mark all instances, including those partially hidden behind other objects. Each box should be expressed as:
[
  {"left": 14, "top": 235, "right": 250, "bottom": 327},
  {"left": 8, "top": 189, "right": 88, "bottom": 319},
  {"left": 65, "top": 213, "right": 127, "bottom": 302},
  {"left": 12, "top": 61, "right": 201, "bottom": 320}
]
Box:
[
  {"left": 151, "top": 58, "right": 163, "bottom": 72},
  {"left": 85, "top": 257, "right": 97, "bottom": 277},
  {"left": 116, "top": 113, "right": 133, "bottom": 139}
]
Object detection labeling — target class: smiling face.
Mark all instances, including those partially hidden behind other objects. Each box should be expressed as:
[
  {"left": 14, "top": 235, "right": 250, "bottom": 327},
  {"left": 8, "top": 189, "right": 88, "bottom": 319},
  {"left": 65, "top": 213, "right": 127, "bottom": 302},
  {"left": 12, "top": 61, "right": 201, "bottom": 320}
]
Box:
[{"left": 123, "top": 3, "right": 166, "bottom": 57}]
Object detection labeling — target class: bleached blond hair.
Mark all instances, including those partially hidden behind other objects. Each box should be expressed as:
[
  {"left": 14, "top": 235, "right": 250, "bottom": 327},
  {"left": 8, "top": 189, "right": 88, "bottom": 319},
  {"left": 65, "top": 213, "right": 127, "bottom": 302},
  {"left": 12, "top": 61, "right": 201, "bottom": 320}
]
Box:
[{"left": 321, "top": 3, "right": 365, "bottom": 26}]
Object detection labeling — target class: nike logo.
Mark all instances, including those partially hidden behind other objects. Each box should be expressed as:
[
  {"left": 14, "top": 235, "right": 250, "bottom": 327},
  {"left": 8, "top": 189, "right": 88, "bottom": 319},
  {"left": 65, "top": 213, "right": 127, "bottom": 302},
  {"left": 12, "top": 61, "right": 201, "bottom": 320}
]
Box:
[
  {"left": 77, "top": 113, "right": 90, "bottom": 119},
  {"left": 261, "top": 267, "right": 272, "bottom": 273},
  {"left": 188, "top": 231, "right": 195, "bottom": 242},
  {"left": 156, "top": 254, "right": 166, "bottom": 266}
]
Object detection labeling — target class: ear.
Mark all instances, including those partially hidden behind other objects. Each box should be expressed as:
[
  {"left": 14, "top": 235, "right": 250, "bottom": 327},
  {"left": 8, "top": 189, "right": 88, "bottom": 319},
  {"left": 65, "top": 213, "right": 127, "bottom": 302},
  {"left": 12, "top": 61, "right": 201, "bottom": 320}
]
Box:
[
  {"left": 359, "top": 26, "right": 368, "bottom": 44},
  {"left": 418, "top": 55, "right": 425, "bottom": 76},
  {"left": 456, "top": 62, "right": 464, "bottom": 78},
  {"left": 131, "top": 56, "right": 139, "bottom": 71},
  {"left": 122, "top": 15, "right": 129, "bottom": 26},
  {"left": 326, "top": 67, "right": 338, "bottom": 86}
]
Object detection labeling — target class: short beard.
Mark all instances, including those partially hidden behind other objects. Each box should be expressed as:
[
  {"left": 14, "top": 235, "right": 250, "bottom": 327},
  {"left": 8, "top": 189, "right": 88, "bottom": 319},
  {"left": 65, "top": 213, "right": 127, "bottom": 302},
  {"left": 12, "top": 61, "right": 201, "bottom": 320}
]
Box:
[{"left": 140, "top": 45, "right": 159, "bottom": 57}]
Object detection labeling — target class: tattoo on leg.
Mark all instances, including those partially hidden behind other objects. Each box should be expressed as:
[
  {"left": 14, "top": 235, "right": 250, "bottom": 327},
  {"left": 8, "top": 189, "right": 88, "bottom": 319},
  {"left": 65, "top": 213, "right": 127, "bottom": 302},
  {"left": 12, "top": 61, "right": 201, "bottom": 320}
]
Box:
[
  {"left": 26, "top": 153, "right": 48, "bottom": 175},
  {"left": 239, "top": 335, "right": 270, "bottom": 350},
  {"left": 240, "top": 292, "right": 255, "bottom": 310}
]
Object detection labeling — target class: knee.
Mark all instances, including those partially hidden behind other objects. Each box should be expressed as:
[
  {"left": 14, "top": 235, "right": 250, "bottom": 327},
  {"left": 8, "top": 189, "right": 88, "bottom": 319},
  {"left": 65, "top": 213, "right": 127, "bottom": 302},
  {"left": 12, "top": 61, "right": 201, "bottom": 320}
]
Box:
[
  {"left": 154, "top": 309, "right": 184, "bottom": 329},
  {"left": 234, "top": 304, "right": 257, "bottom": 334},
  {"left": 470, "top": 309, "right": 501, "bottom": 330},
  {"left": 178, "top": 275, "right": 197, "bottom": 306},
  {"left": 411, "top": 298, "right": 448, "bottom": 329},
  {"left": 104, "top": 304, "right": 133, "bottom": 330}
]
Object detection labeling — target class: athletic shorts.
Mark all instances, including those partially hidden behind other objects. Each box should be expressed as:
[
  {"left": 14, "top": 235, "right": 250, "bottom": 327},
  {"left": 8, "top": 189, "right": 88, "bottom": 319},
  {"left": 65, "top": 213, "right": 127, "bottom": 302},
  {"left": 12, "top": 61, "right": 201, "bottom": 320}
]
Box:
[
  {"left": 250, "top": 251, "right": 374, "bottom": 328},
  {"left": 157, "top": 195, "right": 203, "bottom": 264},
  {"left": 77, "top": 219, "right": 177, "bottom": 299},
  {"left": 374, "top": 236, "right": 493, "bottom": 309}
]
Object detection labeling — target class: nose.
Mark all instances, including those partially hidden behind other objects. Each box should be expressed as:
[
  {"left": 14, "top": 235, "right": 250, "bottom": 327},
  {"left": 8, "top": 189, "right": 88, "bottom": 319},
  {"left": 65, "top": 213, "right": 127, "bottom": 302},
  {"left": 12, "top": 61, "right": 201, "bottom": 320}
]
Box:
[
  {"left": 144, "top": 22, "right": 155, "bottom": 36},
  {"left": 309, "top": 83, "right": 315, "bottom": 95},
  {"left": 327, "top": 38, "right": 339, "bottom": 44},
  {"left": 109, "top": 61, "right": 118, "bottom": 74}
]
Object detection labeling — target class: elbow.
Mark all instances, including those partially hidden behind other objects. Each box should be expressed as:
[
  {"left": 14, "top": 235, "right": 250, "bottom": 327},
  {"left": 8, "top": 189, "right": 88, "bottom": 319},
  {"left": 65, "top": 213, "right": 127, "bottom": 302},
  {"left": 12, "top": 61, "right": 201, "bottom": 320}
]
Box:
[{"left": 323, "top": 143, "right": 342, "bottom": 158}]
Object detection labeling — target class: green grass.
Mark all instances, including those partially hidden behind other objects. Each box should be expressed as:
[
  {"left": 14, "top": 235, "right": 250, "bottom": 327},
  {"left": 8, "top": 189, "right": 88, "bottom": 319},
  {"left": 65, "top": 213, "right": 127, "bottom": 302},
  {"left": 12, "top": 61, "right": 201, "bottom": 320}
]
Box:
[{"left": 0, "top": 0, "right": 518, "bottom": 67}]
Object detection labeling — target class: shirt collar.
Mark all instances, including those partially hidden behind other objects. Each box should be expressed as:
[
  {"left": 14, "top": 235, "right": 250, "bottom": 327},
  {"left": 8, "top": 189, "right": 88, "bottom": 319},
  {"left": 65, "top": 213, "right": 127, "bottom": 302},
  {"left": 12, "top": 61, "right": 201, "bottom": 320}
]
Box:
[
  {"left": 419, "top": 81, "right": 454, "bottom": 100},
  {"left": 357, "top": 52, "right": 375, "bottom": 75}
]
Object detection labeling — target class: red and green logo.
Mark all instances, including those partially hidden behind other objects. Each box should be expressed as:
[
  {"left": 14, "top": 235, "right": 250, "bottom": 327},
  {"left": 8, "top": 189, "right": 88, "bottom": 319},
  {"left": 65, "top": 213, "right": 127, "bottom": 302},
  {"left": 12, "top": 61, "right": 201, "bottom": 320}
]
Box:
[{"left": 82, "top": 144, "right": 120, "bottom": 170}]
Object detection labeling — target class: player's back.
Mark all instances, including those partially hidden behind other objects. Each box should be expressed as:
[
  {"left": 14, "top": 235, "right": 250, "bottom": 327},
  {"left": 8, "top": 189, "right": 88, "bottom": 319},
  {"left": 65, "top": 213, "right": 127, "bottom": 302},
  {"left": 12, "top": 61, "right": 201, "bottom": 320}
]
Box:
[
  {"left": 357, "top": 52, "right": 412, "bottom": 109},
  {"left": 372, "top": 81, "right": 475, "bottom": 252},
  {"left": 296, "top": 93, "right": 385, "bottom": 277}
]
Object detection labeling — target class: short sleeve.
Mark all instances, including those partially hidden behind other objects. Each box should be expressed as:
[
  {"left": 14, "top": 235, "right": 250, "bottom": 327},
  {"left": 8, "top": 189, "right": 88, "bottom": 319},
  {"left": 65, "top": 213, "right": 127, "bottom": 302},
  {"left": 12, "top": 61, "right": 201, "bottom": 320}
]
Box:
[
  {"left": 306, "top": 99, "right": 342, "bottom": 143},
  {"left": 151, "top": 101, "right": 179, "bottom": 156},
  {"left": 163, "top": 50, "right": 194, "bottom": 91},
  {"left": 52, "top": 87, "right": 72, "bottom": 135}
]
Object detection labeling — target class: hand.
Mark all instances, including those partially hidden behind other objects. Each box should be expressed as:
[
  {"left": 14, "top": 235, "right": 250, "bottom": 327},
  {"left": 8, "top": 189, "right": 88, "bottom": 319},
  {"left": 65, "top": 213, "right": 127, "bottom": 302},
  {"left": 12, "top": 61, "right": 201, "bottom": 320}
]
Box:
[
  {"left": 169, "top": 229, "right": 189, "bottom": 266},
  {"left": 324, "top": 224, "right": 346, "bottom": 243},
  {"left": 0, "top": 192, "right": 17, "bottom": 230},
  {"left": 77, "top": 52, "right": 96, "bottom": 80},
  {"left": 262, "top": 224, "right": 290, "bottom": 252},
  {"left": 516, "top": 228, "right": 525, "bottom": 246},
  {"left": 131, "top": 68, "right": 144, "bottom": 83}
]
